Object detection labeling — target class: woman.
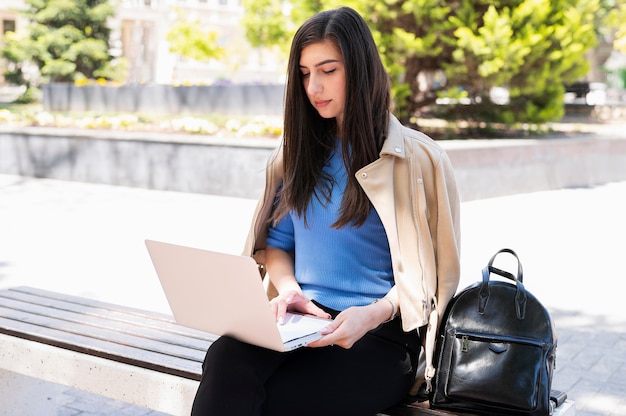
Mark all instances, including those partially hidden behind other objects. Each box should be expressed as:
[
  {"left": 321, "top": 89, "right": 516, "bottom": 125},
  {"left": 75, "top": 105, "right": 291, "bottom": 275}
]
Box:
[{"left": 191, "top": 6, "right": 460, "bottom": 415}]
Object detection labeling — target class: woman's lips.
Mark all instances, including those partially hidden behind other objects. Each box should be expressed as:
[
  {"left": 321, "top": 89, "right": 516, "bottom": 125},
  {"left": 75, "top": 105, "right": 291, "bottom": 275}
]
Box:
[{"left": 315, "top": 100, "right": 331, "bottom": 108}]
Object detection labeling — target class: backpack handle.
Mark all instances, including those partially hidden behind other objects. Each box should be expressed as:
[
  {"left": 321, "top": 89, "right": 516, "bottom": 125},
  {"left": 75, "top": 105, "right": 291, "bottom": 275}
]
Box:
[{"left": 478, "top": 248, "right": 527, "bottom": 319}]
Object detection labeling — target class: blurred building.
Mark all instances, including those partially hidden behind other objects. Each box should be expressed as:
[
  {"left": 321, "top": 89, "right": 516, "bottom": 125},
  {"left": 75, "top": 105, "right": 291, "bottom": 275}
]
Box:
[
  {"left": 0, "top": 0, "right": 286, "bottom": 86},
  {"left": 116, "top": 0, "right": 285, "bottom": 84},
  {"left": 0, "top": 0, "right": 623, "bottom": 91}
]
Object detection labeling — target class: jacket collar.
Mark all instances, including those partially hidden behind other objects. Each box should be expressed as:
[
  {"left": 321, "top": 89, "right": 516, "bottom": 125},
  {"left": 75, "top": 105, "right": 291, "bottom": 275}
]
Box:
[{"left": 379, "top": 115, "right": 406, "bottom": 159}]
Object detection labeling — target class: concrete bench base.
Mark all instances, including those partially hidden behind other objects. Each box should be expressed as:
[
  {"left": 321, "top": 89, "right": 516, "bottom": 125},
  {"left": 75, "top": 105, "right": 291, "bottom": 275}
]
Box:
[{"left": 0, "top": 334, "right": 198, "bottom": 415}]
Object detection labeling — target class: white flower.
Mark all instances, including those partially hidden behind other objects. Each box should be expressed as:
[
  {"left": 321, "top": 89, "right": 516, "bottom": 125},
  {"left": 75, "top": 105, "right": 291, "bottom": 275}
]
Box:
[
  {"left": 34, "top": 112, "right": 55, "bottom": 126},
  {"left": 171, "top": 117, "right": 218, "bottom": 134}
]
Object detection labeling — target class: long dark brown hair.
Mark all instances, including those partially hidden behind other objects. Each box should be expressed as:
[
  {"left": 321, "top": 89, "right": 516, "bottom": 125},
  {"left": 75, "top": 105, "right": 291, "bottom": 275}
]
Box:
[{"left": 274, "top": 6, "right": 390, "bottom": 228}]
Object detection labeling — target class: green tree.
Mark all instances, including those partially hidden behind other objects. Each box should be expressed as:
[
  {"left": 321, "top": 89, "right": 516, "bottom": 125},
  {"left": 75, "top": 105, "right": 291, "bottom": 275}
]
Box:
[
  {"left": 166, "top": 12, "right": 224, "bottom": 63},
  {"left": 1, "top": 0, "right": 122, "bottom": 86},
  {"left": 241, "top": 0, "right": 289, "bottom": 54},
  {"left": 441, "top": 0, "right": 598, "bottom": 124},
  {"left": 607, "top": 0, "right": 626, "bottom": 54},
  {"left": 242, "top": 0, "right": 599, "bottom": 125},
  {"left": 241, "top": 0, "right": 320, "bottom": 53}
]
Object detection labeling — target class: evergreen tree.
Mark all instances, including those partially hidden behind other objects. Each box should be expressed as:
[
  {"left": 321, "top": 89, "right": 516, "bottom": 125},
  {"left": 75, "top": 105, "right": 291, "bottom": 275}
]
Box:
[{"left": 1, "top": 0, "right": 120, "bottom": 86}]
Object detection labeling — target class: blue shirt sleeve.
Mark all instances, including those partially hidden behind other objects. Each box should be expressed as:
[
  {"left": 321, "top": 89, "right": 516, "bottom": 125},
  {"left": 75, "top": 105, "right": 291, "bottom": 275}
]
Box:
[{"left": 266, "top": 212, "right": 296, "bottom": 252}]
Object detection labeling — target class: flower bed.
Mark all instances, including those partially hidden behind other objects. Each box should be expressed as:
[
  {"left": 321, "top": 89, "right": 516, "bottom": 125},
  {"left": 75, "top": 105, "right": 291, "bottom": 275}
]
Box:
[{"left": 0, "top": 107, "right": 282, "bottom": 139}]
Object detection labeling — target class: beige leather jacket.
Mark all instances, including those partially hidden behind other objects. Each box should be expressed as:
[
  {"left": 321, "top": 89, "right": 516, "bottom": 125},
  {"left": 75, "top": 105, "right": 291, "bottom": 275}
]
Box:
[{"left": 243, "top": 115, "right": 461, "bottom": 387}]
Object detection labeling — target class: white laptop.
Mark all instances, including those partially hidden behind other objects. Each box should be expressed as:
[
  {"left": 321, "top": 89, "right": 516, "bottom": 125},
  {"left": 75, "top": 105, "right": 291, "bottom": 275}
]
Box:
[{"left": 145, "top": 239, "right": 332, "bottom": 352}]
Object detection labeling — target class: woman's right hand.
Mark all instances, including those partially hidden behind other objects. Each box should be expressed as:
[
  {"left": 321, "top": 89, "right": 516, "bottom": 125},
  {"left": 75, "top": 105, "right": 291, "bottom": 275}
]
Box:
[
  {"left": 265, "top": 246, "right": 332, "bottom": 322},
  {"left": 270, "top": 290, "right": 332, "bottom": 324}
]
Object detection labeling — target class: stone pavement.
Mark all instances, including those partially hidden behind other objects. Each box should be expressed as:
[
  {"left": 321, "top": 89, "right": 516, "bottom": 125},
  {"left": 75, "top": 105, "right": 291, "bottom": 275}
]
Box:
[{"left": 0, "top": 174, "right": 625, "bottom": 415}]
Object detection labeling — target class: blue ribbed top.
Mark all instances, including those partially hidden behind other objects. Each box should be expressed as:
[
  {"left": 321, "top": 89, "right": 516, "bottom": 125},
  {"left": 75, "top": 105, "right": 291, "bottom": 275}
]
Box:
[{"left": 266, "top": 142, "right": 394, "bottom": 311}]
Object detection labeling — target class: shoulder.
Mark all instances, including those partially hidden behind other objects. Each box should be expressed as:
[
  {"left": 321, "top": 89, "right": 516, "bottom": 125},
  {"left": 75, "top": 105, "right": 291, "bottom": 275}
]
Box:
[
  {"left": 387, "top": 115, "right": 447, "bottom": 162},
  {"left": 267, "top": 141, "right": 284, "bottom": 176}
]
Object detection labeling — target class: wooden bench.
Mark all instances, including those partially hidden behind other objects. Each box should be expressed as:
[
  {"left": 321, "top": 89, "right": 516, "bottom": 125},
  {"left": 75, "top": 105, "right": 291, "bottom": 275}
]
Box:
[{"left": 0, "top": 286, "right": 575, "bottom": 415}]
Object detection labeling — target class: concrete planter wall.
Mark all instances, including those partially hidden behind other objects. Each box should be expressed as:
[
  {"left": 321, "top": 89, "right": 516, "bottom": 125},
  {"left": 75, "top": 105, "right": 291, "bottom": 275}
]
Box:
[
  {"left": 446, "top": 137, "right": 626, "bottom": 200},
  {"left": 0, "top": 128, "right": 276, "bottom": 199},
  {"left": 41, "top": 83, "right": 286, "bottom": 116},
  {"left": 1, "top": 127, "right": 625, "bottom": 201}
]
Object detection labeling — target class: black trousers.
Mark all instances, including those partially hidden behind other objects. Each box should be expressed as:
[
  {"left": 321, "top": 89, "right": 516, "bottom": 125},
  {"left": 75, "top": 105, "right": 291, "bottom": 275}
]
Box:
[{"left": 191, "top": 306, "right": 420, "bottom": 416}]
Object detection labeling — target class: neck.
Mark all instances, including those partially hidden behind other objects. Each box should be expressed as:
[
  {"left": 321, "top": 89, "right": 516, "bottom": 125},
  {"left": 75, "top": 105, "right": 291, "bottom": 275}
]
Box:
[{"left": 335, "top": 115, "right": 343, "bottom": 137}]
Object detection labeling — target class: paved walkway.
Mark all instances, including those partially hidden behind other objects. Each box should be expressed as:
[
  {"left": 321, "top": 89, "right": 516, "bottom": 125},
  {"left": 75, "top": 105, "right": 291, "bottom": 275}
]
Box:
[{"left": 0, "top": 174, "right": 625, "bottom": 415}]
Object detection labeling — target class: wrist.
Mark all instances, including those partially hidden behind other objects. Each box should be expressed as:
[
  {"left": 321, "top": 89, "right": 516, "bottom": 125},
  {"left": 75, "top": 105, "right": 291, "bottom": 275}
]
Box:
[
  {"left": 272, "top": 277, "right": 301, "bottom": 295},
  {"left": 373, "top": 297, "right": 398, "bottom": 323}
]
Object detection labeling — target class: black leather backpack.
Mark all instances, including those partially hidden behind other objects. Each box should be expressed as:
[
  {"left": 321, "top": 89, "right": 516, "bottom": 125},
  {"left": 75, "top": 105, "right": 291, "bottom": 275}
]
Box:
[{"left": 431, "top": 248, "right": 557, "bottom": 416}]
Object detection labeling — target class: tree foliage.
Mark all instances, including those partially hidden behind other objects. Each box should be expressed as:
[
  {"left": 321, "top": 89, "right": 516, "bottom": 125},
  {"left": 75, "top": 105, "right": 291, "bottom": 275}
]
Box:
[
  {"left": 241, "top": 0, "right": 290, "bottom": 52},
  {"left": 1, "top": 0, "right": 122, "bottom": 85},
  {"left": 242, "top": 0, "right": 600, "bottom": 124},
  {"left": 441, "top": 0, "right": 599, "bottom": 124},
  {"left": 166, "top": 11, "right": 224, "bottom": 63},
  {"left": 607, "top": 0, "right": 626, "bottom": 54}
]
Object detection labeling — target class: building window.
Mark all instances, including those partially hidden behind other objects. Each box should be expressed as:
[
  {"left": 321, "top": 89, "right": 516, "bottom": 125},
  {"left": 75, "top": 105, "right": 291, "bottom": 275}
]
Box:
[{"left": 2, "top": 19, "right": 16, "bottom": 34}]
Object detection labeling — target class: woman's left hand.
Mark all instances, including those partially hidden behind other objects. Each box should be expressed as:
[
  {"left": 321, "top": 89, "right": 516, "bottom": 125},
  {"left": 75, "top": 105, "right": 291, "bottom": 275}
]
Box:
[{"left": 307, "top": 300, "right": 393, "bottom": 349}]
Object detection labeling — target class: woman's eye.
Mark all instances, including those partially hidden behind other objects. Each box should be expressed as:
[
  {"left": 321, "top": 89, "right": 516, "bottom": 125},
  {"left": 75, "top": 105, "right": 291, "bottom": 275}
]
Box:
[
  {"left": 301, "top": 72, "right": 310, "bottom": 78},
  {"left": 324, "top": 68, "right": 336, "bottom": 74}
]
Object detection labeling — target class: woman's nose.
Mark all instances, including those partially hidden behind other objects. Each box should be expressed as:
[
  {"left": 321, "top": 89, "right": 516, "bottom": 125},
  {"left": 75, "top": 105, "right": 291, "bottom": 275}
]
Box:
[{"left": 307, "top": 75, "right": 322, "bottom": 95}]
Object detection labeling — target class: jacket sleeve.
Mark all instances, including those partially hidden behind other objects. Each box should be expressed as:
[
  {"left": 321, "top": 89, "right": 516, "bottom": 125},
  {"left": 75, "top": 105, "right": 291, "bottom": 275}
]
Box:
[
  {"left": 421, "top": 148, "right": 462, "bottom": 392},
  {"left": 242, "top": 144, "right": 284, "bottom": 299},
  {"left": 242, "top": 144, "right": 284, "bottom": 260},
  {"left": 434, "top": 150, "right": 461, "bottom": 319}
]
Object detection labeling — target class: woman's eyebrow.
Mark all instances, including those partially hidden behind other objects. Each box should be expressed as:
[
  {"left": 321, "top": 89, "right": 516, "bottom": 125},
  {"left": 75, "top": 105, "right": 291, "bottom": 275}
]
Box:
[
  {"left": 299, "top": 59, "right": 340, "bottom": 69},
  {"left": 314, "top": 59, "right": 340, "bottom": 67}
]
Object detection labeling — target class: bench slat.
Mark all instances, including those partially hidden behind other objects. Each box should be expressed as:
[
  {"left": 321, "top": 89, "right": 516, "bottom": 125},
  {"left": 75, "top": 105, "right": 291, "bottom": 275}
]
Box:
[
  {"left": 0, "top": 292, "right": 213, "bottom": 353},
  {"left": 0, "top": 300, "right": 207, "bottom": 361},
  {"left": 0, "top": 312, "right": 204, "bottom": 380},
  {"left": 5, "top": 286, "right": 214, "bottom": 341},
  {"left": 0, "top": 287, "right": 217, "bottom": 380},
  {"left": 379, "top": 400, "right": 474, "bottom": 416},
  {"left": 0, "top": 288, "right": 214, "bottom": 343}
]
